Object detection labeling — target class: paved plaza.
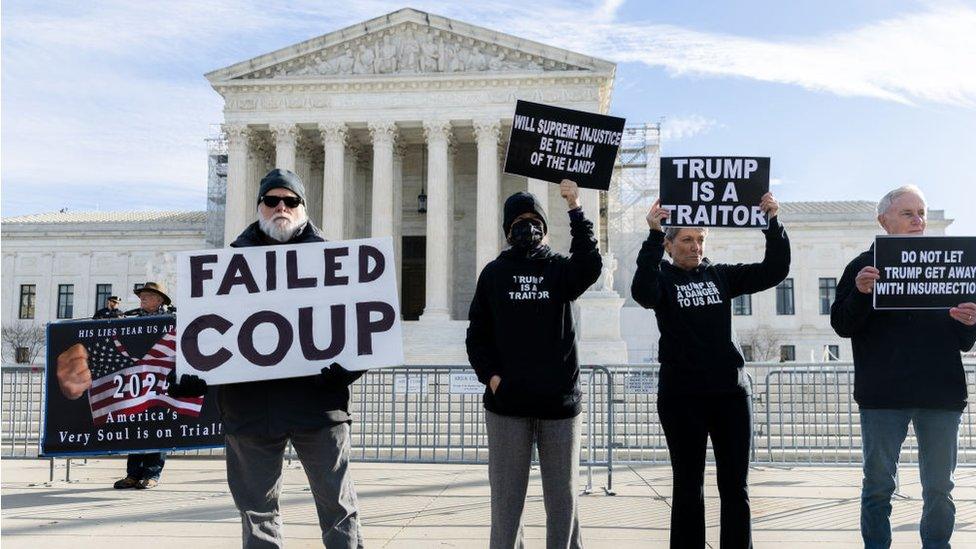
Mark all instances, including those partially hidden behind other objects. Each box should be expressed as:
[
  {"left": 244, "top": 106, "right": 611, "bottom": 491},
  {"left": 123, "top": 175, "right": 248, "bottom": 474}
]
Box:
[{"left": 3, "top": 458, "right": 976, "bottom": 547}]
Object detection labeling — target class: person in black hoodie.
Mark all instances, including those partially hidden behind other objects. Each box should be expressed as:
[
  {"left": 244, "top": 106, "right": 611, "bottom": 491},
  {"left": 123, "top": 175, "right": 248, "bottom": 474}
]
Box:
[
  {"left": 830, "top": 185, "right": 976, "bottom": 549},
  {"left": 466, "top": 179, "right": 601, "bottom": 549},
  {"left": 170, "top": 168, "right": 364, "bottom": 548},
  {"left": 631, "top": 193, "right": 789, "bottom": 549}
]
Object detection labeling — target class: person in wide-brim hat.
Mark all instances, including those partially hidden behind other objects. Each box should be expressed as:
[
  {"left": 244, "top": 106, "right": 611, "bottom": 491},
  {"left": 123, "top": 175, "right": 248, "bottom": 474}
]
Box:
[{"left": 134, "top": 282, "right": 171, "bottom": 306}]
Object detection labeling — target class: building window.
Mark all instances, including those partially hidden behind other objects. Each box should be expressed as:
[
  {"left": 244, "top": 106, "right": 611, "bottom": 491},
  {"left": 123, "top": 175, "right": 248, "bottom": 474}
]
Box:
[
  {"left": 133, "top": 283, "right": 145, "bottom": 292},
  {"left": 733, "top": 294, "right": 752, "bottom": 316},
  {"left": 18, "top": 284, "right": 36, "bottom": 319},
  {"left": 776, "top": 278, "right": 795, "bottom": 315},
  {"left": 819, "top": 278, "right": 837, "bottom": 315},
  {"left": 826, "top": 345, "right": 840, "bottom": 361},
  {"left": 780, "top": 345, "right": 796, "bottom": 362},
  {"left": 57, "top": 284, "right": 74, "bottom": 319},
  {"left": 741, "top": 344, "right": 754, "bottom": 362},
  {"left": 95, "top": 284, "right": 112, "bottom": 310}
]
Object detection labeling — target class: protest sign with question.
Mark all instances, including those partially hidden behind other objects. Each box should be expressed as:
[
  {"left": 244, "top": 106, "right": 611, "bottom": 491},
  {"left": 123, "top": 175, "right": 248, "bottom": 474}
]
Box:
[
  {"left": 504, "top": 100, "right": 625, "bottom": 191},
  {"left": 175, "top": 237, "right": 404, "bottom": 385},
  {"left": 660, "top": 156, "right": 770, "bottom": 228},
  {"left": 873, "top": 236, "right": 976, "bottom": 309}
]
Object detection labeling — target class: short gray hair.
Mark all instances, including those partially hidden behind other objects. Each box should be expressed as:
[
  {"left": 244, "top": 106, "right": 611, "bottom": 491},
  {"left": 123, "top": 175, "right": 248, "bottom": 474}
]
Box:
[
  {"left": 664, "top": 227, "right": 709, "bottom": 242},
  {"left": 877, "top": 185, "right": 925, "bottom": 216}
]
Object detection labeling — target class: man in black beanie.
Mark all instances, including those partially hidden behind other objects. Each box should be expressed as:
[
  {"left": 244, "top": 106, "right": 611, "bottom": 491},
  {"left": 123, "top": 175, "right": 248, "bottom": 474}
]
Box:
[
  {"left": 170, "top": 168, "right": 364, "bottom": 548},
  {"left": 466, "top": 179, "right": 601, "bottom": 549}
]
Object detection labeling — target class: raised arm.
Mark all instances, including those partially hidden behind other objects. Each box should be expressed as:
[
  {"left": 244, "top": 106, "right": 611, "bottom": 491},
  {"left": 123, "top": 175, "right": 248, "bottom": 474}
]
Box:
[
  {"left": 718, "top": 193, "right": 791, "bottom": 297},
  {"left": 631, "top": 199, "right": 669, "bottom": 309},
  {"left": 558, "top": 179, "right": 602, "bottom": 300}
]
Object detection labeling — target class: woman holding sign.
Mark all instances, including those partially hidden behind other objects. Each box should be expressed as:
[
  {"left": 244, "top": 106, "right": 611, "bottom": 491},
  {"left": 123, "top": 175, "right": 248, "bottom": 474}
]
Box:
[
  {"left": 466, "top": 179, "right": 602, "bottom": 549},
  {"left": 631, "top": 193, "right": 789, "bottom": 548}
]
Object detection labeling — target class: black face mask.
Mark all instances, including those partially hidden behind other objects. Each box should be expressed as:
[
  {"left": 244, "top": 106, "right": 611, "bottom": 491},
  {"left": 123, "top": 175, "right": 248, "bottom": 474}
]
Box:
[{"left": 509, "top": 219, "right": 544, "bottom": 250}]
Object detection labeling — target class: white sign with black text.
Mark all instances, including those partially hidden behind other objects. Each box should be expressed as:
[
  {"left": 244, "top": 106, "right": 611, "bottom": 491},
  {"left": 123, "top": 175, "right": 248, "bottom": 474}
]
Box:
[{"left": 175, "top": 238, "right": 404, "bottom": 385}]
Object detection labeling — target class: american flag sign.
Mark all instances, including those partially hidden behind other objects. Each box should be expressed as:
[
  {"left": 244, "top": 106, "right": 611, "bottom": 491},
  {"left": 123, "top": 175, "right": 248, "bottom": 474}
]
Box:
[{"left": 86, "top": 327, "right": 204, "bottom": 425}]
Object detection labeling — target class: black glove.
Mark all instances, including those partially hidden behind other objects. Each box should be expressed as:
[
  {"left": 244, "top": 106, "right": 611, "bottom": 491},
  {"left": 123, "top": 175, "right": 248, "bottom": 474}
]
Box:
[
  {"left": 167, "top": 371, "right": 208, "bottom": 398},
  {"left": 315, "top": 363, "right": 364, "bottom": 387}
]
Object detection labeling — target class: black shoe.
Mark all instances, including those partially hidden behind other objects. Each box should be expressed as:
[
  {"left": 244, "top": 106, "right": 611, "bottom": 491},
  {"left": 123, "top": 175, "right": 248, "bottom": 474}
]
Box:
[{"left": 113, "top": 477, "right": 138, "bottom": 489}]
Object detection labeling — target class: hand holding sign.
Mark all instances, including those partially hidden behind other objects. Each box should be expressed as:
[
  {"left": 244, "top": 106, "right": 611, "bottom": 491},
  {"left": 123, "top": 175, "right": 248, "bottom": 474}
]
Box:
[
  {"left": 760, "top": 192, "right": 779, "bottom": 219},
  {"left": 646, "top": 198, "right": 670, "bottom": 232},
  {"left": 56, "top": 343, "right": 92, "bottom": 400},
  {"left": 856, "top": 266, "right": 881, "bottom": 294},
  {"left": 949, "top": 302, "right": 976, "bottom": 326},
  {"left": 560, "top": 179, "right": 581, "bottom": 209}
]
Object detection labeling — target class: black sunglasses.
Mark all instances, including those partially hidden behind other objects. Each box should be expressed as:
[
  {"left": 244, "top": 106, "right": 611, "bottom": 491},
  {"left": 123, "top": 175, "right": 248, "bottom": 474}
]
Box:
[{"left": 260, "top": 195, "right": 303, "bottom": 208}]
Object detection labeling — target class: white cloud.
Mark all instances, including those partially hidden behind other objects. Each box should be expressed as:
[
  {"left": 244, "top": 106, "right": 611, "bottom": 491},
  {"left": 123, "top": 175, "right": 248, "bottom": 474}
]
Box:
[
  {"left": 660, "top": 115, "right": 719, "bottom": 142},
  {"left": 513, "top": 3, "right": 976, "bottom": 108},
  {"left": 3, "top": 1, "right": 974, "bottom": 216}
]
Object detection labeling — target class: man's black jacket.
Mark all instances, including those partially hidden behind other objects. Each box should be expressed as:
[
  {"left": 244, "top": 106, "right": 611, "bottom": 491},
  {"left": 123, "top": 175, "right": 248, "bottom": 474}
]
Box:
[
  {"left": 218, "top": 221, "right": 364, "bottom": 436},
  {"left": 831, "top": 246, "right": 976, "bottom": 411}
]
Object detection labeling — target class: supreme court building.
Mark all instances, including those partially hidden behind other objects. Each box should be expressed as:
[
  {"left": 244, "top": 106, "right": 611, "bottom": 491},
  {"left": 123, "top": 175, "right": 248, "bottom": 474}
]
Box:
[{"left": 205, "top": 7, "right": 626, "bottom": 363}]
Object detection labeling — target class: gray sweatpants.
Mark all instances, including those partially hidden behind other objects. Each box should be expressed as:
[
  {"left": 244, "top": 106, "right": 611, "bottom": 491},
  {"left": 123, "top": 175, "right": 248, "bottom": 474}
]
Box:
[
  {"left": 225, "top": 423, "right": 363, "bottom": 549},
  {"left": 486, "top": 409, "right": 583, "bottom": 549}
]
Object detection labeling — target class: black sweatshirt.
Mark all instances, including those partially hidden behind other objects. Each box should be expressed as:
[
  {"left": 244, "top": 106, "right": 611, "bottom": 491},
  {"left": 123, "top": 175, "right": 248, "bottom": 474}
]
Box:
[
  {"left": 631, "top": 216, "right": 791, "bottom": 396},
  {"left": 831, "top": 246, "right": 976, "bottom": 411},
  {"left": 466, "top": 208, "right": 602, "bottom": 419}
]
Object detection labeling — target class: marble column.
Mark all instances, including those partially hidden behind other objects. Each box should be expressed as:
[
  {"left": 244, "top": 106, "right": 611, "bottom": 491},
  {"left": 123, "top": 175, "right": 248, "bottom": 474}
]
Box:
[
  {"left": 369, "top": 121, "right": 397, "bottom": 239},
  {"left": 344, "top": 144, "right": 360, "bottom": 239},
  {"left": 319, "top": 122, "right": 347, "bottom": 241},
  {"left": 247, "top": 132, "right": 273, "bottom": 224},
  {"left": 222, "top": 124, "right": 251, "bottom": 245},
  {"left": 527, "top": 178, "right": 551, "bottom": 219},
  {"left": 581, "top": 188, "right": 602, "bottom": 247},
  {"left": 446, "top": 140, "right": 457, "bottom": 316},
  {"left": 271, "top": 123, "right": 299, "bottom": 172},
  {"left": 392, "top": 142, "right": 406, "bottom": 293},
  {"left": 474, "top": 119, "right": 501, "bottom": 274},
  {"left": 421, "top": 120, "right": 452, "bottom": 321},
  {"left": 295, "top": 134, "right": 319, "bottom": 226}
]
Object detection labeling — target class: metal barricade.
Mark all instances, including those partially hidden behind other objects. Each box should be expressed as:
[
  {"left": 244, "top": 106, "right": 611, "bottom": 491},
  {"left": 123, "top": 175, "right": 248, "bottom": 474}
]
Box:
[
  {"left": 1, "top": 365, "right": 46, "bottom": 458},
  {"left": 763, "top": 364, "right": 976, "bottom": 464},
  {"left": 1, "top": 364, "right": 615, "bottom": 491},
  {"left": 350, "top": 365, "right": 614, "bottom": 492},
  {"left": 603, "top": 365, "right": 756, "bottom": 466}
]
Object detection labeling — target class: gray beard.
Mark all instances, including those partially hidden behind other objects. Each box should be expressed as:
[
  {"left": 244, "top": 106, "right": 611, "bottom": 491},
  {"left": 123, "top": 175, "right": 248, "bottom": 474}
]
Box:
[{"left": 258, "top": 212, "right": 307, "bottom": 242}]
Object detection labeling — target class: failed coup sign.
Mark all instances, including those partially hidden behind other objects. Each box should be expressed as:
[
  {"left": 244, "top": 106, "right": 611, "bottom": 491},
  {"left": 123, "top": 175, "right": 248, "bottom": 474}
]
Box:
[
  {"left": 873, "top": 236, "right": 976, "bottom": 309},
  {"left": 504, "top": 100, "right": 625, "bottom": 191},
  {"left": 660, "top": 156, "right": 770, "bottom": 228},
  {"left": 176, "top": 237, "right": 404, "bottom": 384}
]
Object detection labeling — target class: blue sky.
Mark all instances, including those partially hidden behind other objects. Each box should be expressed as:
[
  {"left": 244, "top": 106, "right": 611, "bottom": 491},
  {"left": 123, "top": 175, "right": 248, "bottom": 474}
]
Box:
[{"left": 3, "top": 0, "right": 975, "bottom": 234}]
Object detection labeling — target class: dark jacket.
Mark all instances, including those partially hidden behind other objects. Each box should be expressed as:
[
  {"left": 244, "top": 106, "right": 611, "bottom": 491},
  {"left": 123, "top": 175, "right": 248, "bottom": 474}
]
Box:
[
  {"left": 219, "top": 220, "right": 364, "bottom": 436},
  {"left": 830, "top": 246, "right": 976, "bottom": 411},
  {"left": 93, "top": 307, "right": 123, "bottom": 319},
  {"left": 631, "top": 216, "right": 791, "bottom": 396},
  {"left": 466, "top": 208, "right": 602, "bottom": 419}
]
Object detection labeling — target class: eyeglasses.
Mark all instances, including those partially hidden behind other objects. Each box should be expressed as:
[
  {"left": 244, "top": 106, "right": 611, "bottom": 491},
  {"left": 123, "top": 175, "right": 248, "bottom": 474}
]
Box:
[{"left": 260, "top": 195, "right": 303, "bottom": 209}]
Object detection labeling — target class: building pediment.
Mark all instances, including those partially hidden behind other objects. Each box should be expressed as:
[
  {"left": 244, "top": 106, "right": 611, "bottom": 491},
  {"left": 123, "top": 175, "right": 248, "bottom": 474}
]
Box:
[{"left": 206, "top": 8, "right": 614, "bottom": 84}]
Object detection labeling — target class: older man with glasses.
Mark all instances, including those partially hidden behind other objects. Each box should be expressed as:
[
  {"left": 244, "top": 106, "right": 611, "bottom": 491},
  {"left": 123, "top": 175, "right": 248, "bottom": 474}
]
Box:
[
  {"left": 831, "top": 185, "right": 976, "bottom": 549},
  {"left": 170, "top": 168, "right": 365, "bottom": 548}
]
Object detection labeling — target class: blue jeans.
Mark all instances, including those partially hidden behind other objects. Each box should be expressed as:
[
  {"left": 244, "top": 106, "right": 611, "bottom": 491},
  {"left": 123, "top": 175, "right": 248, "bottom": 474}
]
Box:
[
  {"left": 126, "top": 452, "right": 166, "bottom": 481},
  {"left": 860, "top": 408, "right": 961, "bottom": 549}
]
